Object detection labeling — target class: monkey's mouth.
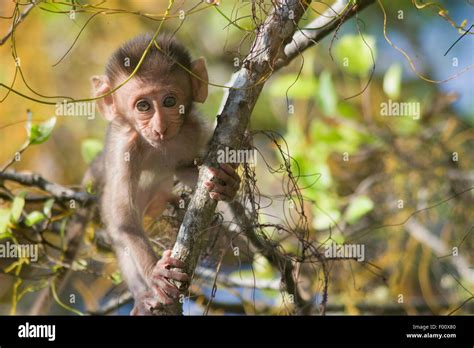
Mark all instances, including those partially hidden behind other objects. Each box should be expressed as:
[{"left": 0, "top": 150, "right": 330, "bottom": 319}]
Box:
[{"left": 144, "top": 137, "right": 167, "bottom": 148}]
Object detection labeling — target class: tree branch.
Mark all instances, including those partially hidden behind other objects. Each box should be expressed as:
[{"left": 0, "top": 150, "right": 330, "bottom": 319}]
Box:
[
  {"left": 158, "top": 0, "right": 313, "bottom": 316},
  {"left": 0, "top": 171, "right": 94, "bottom": 205},
  {"left": 276, "top": 0, "right": 376, "bottom": 70}
]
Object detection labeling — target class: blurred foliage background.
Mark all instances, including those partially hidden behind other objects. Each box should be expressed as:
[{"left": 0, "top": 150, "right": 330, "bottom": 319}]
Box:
[{"left": 0, "top": 0, "right": 473, "bottom": 315}]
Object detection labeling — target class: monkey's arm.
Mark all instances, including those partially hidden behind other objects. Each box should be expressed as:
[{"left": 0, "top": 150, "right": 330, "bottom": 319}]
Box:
[
  {"left": 103, "top": 170, "right": 189, "bottom": 308},
  {"left": 101, "top": 164, "right": 158, "bottom": 292},
  {"left": 101, "top": 131, "right": 188, "bottom": 309}
]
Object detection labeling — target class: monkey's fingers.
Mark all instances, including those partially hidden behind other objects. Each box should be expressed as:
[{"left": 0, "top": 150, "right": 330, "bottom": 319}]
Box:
[
  {"left": 159, "top": 259, "right": 187, "bottom": 271},
  {"left": 158, "top": 252, "right": 186, "bottom": 269},
  {"left": 207, "top": 191, "right": 230, "bottom": 202},
  {"left": 153, "top": 267, "right": 190, "bottom": 283},
  {"left": 152, "top": 278, "right": 181, "bottom": 298},
  {"left": 220, "top": 163, "right": 241, "bottom": 182},
  {"left": 205, "top": 182, "right": 236, "bottom": 202},
  {"left": 208, "top": 166, "right": 240, "bottom": 191},
  {"left": 162, "top": 250, "right": 172, "bottom": 258},
  {"left": 145, "top": 289, "right": 173, "bottom": 308}
]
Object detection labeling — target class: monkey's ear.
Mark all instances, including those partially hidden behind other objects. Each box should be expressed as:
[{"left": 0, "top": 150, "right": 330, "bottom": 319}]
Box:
[
  {"left": 190, "top": 57, "right": 208, "bottom": 103},
  {"left": 91, "top": 75, "right": 115, "bottom": 121}
]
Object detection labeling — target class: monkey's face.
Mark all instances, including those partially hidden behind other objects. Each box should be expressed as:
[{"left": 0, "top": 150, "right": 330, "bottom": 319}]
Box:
[
  {"left": 114, "top": 76, "right": 191, "bottom": 148},
  {"left": 92, "top": 57, "right": 208, "bottom": 146}
]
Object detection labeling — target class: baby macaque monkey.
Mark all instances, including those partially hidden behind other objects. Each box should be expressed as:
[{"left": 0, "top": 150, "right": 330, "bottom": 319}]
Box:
[{"left": 87, "top": 34, "right": 240, "bottom": 315}]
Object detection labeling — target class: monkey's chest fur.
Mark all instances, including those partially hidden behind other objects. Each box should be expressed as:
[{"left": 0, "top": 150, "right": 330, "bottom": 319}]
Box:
[{"left": 136, "top": 137, "right": 200, "bottom": 217}]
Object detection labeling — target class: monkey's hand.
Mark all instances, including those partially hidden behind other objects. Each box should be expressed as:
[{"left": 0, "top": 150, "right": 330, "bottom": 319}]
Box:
[
  {"left": 143, "top": 250, "right": 190, "bottom": 310},
  {"left": 205, "top": 163, "right": 241, "bottom": 202}
]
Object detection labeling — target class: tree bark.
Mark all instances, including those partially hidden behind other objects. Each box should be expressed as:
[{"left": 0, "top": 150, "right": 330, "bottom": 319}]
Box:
[{"left": 154, "top": 0, "right": 313, "bottom": 315}]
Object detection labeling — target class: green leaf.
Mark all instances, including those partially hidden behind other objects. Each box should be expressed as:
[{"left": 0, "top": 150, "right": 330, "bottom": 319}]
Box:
[
  {"left": 0, "top": 208, "right": 11, "bottom": 234},
  {"left": 253, "top": 253, "right": 276, "bottom": 279},
  {"left": 73, "top": 259, "right": 88, "bottom": 271},
  {"left": 85, "top": 180, "right": 95, "bottom": 195},
  {"left": 81, "top": 138, "right": 104, "bottom": 164},
  {"left": 332, "top": 234, "right": 345, "bottom": 245},
  {"left": 27, "top": 117, "right": 56, "bottom": 145},
  {"left": 25, "top": 211, "right": 46, "bottom": 226},
  {"left": 310, "top": 120, "right": 343, "bottom": 146},
  {"left": 0, "top": 232, "right": 13, "bottom": 241},
  {"left": 269, "top": 74, "right": 318, "bottom": 99},
  {"left": 60, "top": 218, "right": 68, "bottom": 250},
  {"left": 337, "top": 102, "right": 359, "bottom": 119},
  {"left": 312, "top": 207, "right": 341, "bottom": 230},
  {"left": 10, "top": 192, "right": 26, "bottom": 223},
  {"left": 333, "top": 34, "right": 377, "bottom": 77},
  {"left": 43, "top": 198, "right": 55, "bottom": 217},
  {"left": 318, "top": 71, "right": 337, "bottom": 116},
  {"left": 345, "top": 195, "right": 374, "bottom": 224},
  {"left": 383, "top": 63, "right": 402, "bottom": 99},
  {"left": 110, "top": 271, "right": 122, "bottom": 285},
  {"left": 391, "top": 115, "right": 420, "bottom": 136}
]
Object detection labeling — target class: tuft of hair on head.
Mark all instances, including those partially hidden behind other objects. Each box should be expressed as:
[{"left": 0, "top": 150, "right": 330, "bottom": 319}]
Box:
[{"left": 105, "top": 33, "right": 192, "bottom": 85}]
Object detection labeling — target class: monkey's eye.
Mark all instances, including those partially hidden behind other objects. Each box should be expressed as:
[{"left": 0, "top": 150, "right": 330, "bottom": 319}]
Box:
[
  {"left": 163, "top": 96, "right": 176, "bottom": 108},
  {"left": 136, "top": 100, "right": 151, "bottom": 112}
]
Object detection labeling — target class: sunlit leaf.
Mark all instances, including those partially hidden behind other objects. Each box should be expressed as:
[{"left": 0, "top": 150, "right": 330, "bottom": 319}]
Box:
[
  {"left": 85, "top": 180, "right": 96, "bottom": 195},
  {"left": 333, "top": 34, "right": 377, "bottom": 77},
  {"left": 310, "top": 120, "right": 343, "bottom": 146},
  {"left": 337, "top": 102, "right": 359, "bottom": 119},
  {"left": 60, "top": 218, "right": 68, "bottom": 250},
  {"left": 43, "top": 198, "right": 55, "bottom": 217},
  {"left": 391, "top": 115, "right": 420, "bottom": 135},
  {"left": 332, "top": 234, "right": 345, "bottom": 244},
  {"left": 313, "top": 208, "right": 341, "bottom": 230},
  {"left": 253, "top": 253, "right": 276, "bottom": 279},
  {"left": 81, "top": 138, "right": 104, "bottom": 164},
  {"left": 318, "top": 70, "right": 337, "bottom": 116},
  {"left": 110, "top": 271, "right": 122, "bottom": 285},
  {"left": 10, "top": 192, "right": 26, "bottom": 223},
  {"left": 269, "top": 74, "right": 318, "bottom": 99},
  {"left": 383, "top": 63, "right": 402, "bottom": 99},
  {"left": 0, "top": 208, "right": 11, "bottom": 235},
  {"left": 72, "top": 259, "right": 88, "bottom": 271},
  {"left": 345, "top": 195, "right": 374, "bottom": 224},
  {"left": 27, "top": 117, "right": 56, "bottom": 145},
  {"left": 25, "top": 211, "right": 46, "bottom": 226}
]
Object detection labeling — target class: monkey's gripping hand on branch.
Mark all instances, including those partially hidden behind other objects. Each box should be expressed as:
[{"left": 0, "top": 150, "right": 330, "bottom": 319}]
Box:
[
  {"left": 205, "top": 163, "right": 241, "bottom": 202},
  {"left": 131, "top": 250, "right": 190, "bottom": 314},
  {"left": 137, "top": 164, "right": 240, "bottom": 314}
]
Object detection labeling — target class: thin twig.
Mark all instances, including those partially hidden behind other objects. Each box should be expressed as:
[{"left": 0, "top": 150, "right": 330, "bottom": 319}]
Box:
[{"left": 0, "top": 2, "right": 37, "bottom": 46}]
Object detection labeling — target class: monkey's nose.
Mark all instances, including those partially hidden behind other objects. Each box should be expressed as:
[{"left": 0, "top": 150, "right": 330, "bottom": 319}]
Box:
[
  {"left": 152, "top": 128, "right": 166, "bottom": 140},
  {"left": 151, "top": 115, "right": 167, "bottom": 140}
]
